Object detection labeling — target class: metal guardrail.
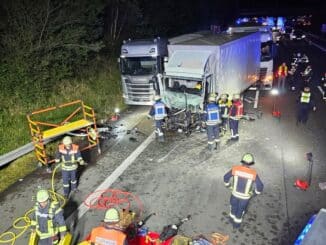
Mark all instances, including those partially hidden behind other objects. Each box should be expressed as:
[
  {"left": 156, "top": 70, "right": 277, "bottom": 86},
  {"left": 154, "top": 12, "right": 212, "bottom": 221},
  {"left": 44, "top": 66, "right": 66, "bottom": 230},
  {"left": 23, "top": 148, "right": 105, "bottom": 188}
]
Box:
[{"left": 0, "top": 138, "right": 52, "bottom": 168}]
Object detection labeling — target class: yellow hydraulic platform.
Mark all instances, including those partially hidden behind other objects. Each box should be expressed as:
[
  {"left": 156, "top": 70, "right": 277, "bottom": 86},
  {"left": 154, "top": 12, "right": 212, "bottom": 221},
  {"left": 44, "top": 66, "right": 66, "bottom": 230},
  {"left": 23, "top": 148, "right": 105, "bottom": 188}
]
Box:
[{"left": 27, "top": 100, "right": 99, "bottom": 166}]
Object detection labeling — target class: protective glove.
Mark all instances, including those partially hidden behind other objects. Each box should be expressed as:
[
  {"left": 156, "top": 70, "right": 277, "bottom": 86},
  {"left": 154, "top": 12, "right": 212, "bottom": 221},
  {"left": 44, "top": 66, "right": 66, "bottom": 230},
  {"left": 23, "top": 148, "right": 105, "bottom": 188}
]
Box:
[{"left": 79, "top": 160, "right": 88, "bottom": 166}]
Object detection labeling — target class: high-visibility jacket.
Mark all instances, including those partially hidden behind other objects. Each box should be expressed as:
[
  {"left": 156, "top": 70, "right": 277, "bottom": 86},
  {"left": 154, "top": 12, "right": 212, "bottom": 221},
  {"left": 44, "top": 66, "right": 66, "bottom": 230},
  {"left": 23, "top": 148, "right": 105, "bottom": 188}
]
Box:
[
  {"left": 30, "top": 201, "right": 67, "bottom": 240},
  {"left": 89, "top": 226, "right": 127, "bottom": 245},
  {"left": 204, "top": 103, "right": 220, "bottom": 125},
  {"left": 55, "top": 144, "right": 84, "bottom": 171},
  {"left": 229, "top": 100, "right": 243, "bottom": 120},
  {"left": 218, "top": 99, "right": 232, "bottom": 118},
  {"left": 278, "top": 64, "right": 288, "bottom": 77},
  {"left": 300, "top": 92, "right": 311, "bottom": 103},
  {"left": 224, "top": 165, "right": 264, "bottom": 200},
  {"left": 153, "top": 101, "right": 167, "bottom": 120}
]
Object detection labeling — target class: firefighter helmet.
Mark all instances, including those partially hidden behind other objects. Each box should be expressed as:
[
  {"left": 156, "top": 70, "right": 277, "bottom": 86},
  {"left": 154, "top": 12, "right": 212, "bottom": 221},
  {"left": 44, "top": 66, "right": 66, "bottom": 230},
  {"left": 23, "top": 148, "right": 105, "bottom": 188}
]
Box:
[
  {"left": 154, "top": 95, "right": 161, "bottom": 101},
  {"left": 233, "top": 94, "right": 240, "bottom": 100},
  {"left": 241, "top": 153, "right": 254, "bottom": 165},
  {"left": 303, "top": 86, "right": 310, "bottom": 92},
  {"left": 220, "top": 94, "right": 227, "bottom": 100},
  {"left": 62, "top": 136, "right": 72, "bottom": 146},
  {"left": 208, "top": 93, "right": 216, "bottom": 102},
  {"left": 104, "top": 208, "right": 120, "bottom": 223},
  {"left": 37, "top": 189, "right": 50, "bottom": 203}
]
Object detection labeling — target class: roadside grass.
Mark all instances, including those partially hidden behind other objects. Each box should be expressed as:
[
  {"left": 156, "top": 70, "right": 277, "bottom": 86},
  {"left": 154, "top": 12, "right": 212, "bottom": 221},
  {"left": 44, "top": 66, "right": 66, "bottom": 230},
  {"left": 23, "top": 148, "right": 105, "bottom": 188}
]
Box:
[{"left": 0, "top": 60, "right": 125, "bottom": 193}]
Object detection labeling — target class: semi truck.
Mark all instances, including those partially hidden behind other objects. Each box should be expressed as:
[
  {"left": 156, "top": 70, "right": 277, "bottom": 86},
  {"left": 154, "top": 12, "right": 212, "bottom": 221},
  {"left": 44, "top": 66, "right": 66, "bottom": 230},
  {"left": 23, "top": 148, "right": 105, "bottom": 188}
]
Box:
[
  {"left": 119, "top": 38, "right": 168, "bottom": 105},
  {"left": 227, "top": 24, "right": 275, "bottom": 89},
  {"left": 158, "top": 31, "right": 261, "bottom": 132},
  {"left": 161, "top": 31, "right": 260, "bottom": 110}
]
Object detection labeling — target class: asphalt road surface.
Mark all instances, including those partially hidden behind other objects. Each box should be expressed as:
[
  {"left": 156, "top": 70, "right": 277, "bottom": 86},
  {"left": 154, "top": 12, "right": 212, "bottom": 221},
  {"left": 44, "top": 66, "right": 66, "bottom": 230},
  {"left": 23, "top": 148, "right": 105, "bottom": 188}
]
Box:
[{"left": 0, "top": 38, "right": 326, "bottom": 245}]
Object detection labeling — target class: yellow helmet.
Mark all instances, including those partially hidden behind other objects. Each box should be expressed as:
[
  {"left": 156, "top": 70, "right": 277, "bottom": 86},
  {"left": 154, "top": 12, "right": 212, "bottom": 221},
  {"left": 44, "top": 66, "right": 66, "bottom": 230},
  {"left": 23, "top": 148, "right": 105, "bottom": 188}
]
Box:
[
  {"left": 104, "top": 208, "right": 120, "bottom": 223},
  {"left": 62, "top": 136, "right": 72, "bottom": 146},
  {"left": 37, "top": 189, "right": 49, "bottom": 203},
  {"left": 241, "top": 153, "right": 254, "bottom": 165},
  {"left": 208, "top": 93, "right": 216, "bottom": 102},
  {"left": 220, "top": 94, "right": 227, "bottom": 100}
]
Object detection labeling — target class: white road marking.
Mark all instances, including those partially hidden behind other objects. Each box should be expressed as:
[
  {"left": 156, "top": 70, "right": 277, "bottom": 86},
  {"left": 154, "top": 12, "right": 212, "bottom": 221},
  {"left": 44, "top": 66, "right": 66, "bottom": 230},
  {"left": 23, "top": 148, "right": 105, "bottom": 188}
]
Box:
[
  {"left": 317, "top": 86, "right": 324, "bottom": 96},
  {"left": 68, "top": 131, "right": 155, "bottom": 221},
  {"left": 157, "top": 144, "right": 179, "bottom": 163}
]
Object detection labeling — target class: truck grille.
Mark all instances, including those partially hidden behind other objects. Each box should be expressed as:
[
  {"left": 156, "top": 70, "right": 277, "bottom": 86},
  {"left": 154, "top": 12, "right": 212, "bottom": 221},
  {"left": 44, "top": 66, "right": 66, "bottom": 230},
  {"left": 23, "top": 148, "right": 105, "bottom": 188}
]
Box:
[{"left": 126, "top": 82, "right": 155, "bottom": 102}]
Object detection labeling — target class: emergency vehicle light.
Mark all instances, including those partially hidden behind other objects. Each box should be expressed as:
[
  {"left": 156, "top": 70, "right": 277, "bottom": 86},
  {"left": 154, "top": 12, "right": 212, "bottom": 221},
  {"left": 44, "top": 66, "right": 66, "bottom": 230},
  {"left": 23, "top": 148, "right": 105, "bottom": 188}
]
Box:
[{"left": 294, "top": 215, "right": 316, "bottom": 245}]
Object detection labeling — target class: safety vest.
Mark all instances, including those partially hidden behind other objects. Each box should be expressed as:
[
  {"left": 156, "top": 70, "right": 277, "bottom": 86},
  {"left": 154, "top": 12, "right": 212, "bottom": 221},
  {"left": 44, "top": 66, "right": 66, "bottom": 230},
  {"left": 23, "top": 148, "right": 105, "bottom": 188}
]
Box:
[
  {"left": 218, "top": 99, "right": 231, "bottom": 118},
  {"left": 230, "top": 100, "right": 243, "bottom": 119},
  {"left": 89, "top": 226, "right": 126, "bottom": 245},
  {"left": 300, "top": 92, "right": 311, "bottom": 103},
  {"left": 31, "top": 202, "right": 66, "bottom": 239},
  {"left": 57, "top": 144, "right": 81, "bottom": 171},
  {"left": 231, "top": 165, "right": 257, "bottom": 200},
  {"left": 154, "top": 101, "right": 167, "bottom": 120},
  {"left": 206, "top": 103, "right": 220, "bottom": 125},
  {"left": 278, "top": 65, "right": 288, "bottom": 77}
]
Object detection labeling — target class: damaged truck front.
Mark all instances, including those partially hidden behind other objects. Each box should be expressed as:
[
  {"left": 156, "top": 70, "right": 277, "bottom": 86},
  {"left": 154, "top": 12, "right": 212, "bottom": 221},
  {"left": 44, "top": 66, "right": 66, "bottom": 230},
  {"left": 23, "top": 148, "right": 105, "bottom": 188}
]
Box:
[{"left": 159, "top": 31, "right": 261, "bottom": 133}]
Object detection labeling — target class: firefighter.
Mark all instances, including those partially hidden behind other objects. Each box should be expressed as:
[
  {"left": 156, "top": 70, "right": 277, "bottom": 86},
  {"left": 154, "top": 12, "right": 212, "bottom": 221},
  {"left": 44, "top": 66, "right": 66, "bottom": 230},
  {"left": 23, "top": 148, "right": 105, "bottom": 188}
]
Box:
[
  {"left": 277, "top": 62, "right": 288, "bottom": 91},
  {"left": 203, "top": 93, "right": 220, "bottom": 151},
  {"left": 229, "top": 94, "right": 243, "bottom": 141},
  {"left": 148, "top": 95, "right": 167, "bottom": 142},
  {"left": 296, "top": 86, "right": 316, "bottom": 125},
  {"left": 218, "top": 94, "right": 232, "bottom": 134},
  {"left": 321, "top": 72, "right": 326, "bottom": 100},
  {"left": 224, "top": 153, "right": 264, "bottom": 228},
  {"left": 300, "top": 65, "right": 313, "bottom": 89},
  {"left": 89, "top": 208, "right": 127, "bottom": 245},
  {"left": 30, "top": 189, "right": 67, "bottom": 244},
  {"left": 55, "top": 136, "right": 86, "bottom": 198}
]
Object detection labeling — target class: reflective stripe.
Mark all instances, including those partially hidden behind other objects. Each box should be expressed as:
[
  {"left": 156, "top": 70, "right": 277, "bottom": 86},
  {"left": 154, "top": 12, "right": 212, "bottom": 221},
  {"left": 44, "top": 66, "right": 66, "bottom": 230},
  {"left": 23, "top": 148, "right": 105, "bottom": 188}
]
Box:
[
  {"left": 233, "top": 216, "right": 242, "bottom": 224},
  {"left": 300, "top": 92, "right": 311, "bottom": 103},
  {"left": 154, "top": 102, "right": 166, "bottom": 120},
  {"left": 206, "top": 103, "right": 220, "bottom": 124},
  {"left": 71, "top": 180, "right": 77, "bottom": 184}
]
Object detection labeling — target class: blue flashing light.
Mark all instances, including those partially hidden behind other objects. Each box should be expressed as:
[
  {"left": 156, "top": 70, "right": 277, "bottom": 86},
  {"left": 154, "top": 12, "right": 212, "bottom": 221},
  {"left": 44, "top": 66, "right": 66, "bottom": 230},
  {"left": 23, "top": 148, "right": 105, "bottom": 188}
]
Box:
[
  {"left": 266, "top": 17, "right": 275, "bottom": 27},
  {"left": 294, "top": 215, "right": 317, "bottom": 245},
  {"left": 277, "top": 17, "right": 285, "bottom": 28},
  {"left": 236, "top": 18, "right": 241, "bottom": 25}
]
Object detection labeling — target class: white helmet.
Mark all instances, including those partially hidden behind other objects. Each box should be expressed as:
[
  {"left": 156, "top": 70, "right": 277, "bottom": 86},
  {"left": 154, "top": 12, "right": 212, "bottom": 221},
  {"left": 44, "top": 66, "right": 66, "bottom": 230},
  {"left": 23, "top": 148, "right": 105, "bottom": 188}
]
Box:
[
  {"left": 62, "top": 136, "right": 72, "bottom": 146},
  {"left": 233, "top": 94, "right": 240, "bottom": 100},
  {"left": 208, "top": 93, "right": 216, "bottom": 102}
]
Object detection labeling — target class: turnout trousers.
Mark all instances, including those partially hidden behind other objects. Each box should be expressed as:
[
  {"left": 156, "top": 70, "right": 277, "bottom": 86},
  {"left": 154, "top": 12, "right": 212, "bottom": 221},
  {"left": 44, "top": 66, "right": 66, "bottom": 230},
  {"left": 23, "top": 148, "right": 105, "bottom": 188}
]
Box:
[
  {"left": 297, "top": 104, "right": 310, "bottom": 124},
  {"left": 206, "top": 124, "right": 219, "bottom": 149},
  {"left": 62, "top": 169, "right": 77, "bottom": 196},
  {"left": 229, "top": 118, "right": 239, "bottom": 139},
  {"left": 155, "top": 119, "right": 164, "bottom": 141},
  {"left": 230, "top": 194, "right": 250, "bottom": 225}
]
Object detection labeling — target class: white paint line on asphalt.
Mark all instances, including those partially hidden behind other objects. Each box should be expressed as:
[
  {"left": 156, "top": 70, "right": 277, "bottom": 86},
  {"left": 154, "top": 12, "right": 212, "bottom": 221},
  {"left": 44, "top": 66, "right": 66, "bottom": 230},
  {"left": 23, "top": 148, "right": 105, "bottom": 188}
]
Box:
[
  {"left": 68, "top": 131, "right": 155, "bottom": 221},
  {"left": 157, "top": 144, "right": 179, "bottom": 163},
  {"left": 317, "top": 86, "right": 324, "bottom": 96}
]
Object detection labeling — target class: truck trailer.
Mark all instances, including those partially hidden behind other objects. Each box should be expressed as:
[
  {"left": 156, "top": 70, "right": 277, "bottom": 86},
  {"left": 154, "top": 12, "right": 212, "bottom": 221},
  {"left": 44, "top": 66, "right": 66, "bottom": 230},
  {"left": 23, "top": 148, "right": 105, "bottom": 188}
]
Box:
[
  {"left": 157, "top": 31, "right": 261, "bottom": 132},
  {"left": 227, "top": 24, "right": 275, "bottom": 89},
  {"left": 160, "top": 31, "right": 261, "bottom": 111},
  {"left": 119, "top": 38, "right": 168, "bottom": 105}
]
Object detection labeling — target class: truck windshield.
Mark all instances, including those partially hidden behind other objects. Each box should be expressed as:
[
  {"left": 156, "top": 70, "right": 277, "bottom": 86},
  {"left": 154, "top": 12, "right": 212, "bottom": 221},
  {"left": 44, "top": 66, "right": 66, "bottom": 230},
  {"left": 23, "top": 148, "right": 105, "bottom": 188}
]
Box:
[
  {"left": 261, "top": 41, "right": 273, "bottom": 62},
  {"left": 121, "top": 57, "right": 157, "bottom": 75},
  {"left": 164, "top": 78, "right": 203, "bottom": 96}
]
